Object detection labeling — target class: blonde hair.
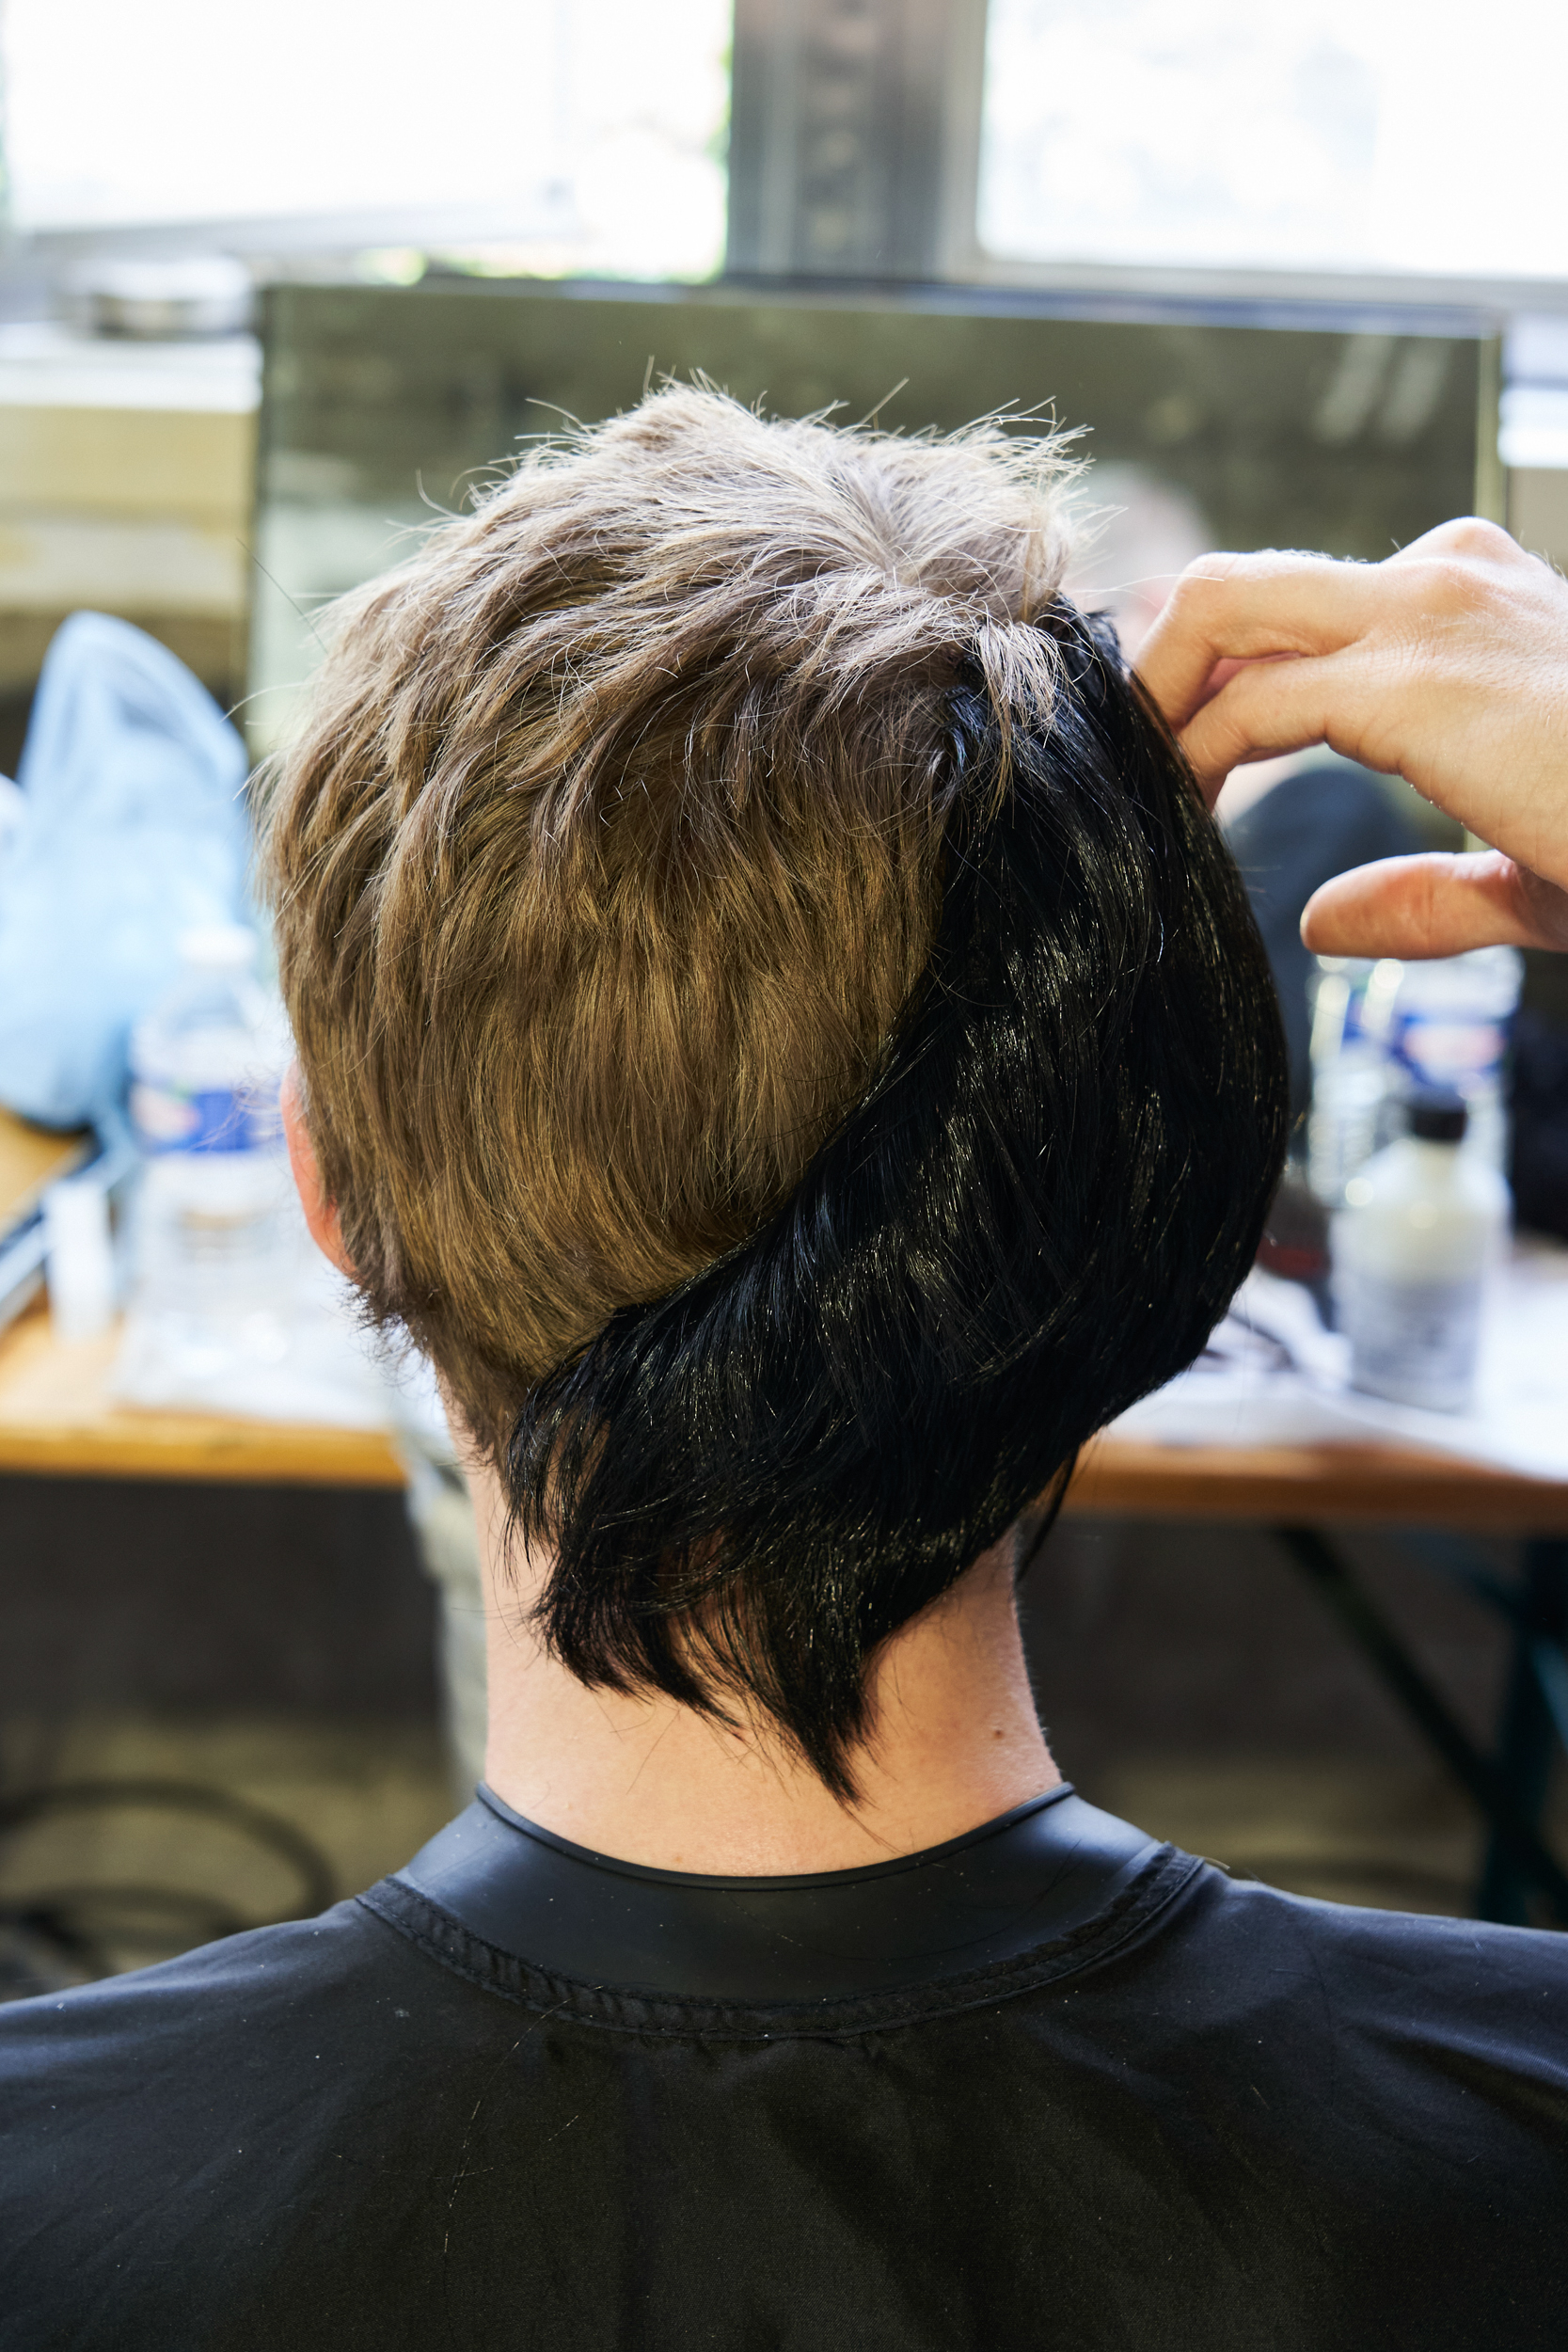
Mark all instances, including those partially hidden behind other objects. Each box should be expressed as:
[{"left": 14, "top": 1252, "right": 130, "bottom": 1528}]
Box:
[{"left": 262, "top": 386, "right": 1077, "bottom": 1456}]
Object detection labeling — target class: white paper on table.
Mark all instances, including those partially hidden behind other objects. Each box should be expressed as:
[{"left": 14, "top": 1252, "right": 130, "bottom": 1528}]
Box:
[
  {"left": 111, "top": 1265, "right": 385, "bottom": 1427},
  {"left": 1110, "top": 1241, "right": 1568, "bottom": 1483}
]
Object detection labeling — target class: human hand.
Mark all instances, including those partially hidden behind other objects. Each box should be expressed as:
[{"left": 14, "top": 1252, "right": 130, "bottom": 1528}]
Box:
[
  {"left": 1135, "top": 519, "right": 1568, "bottom": 956},
  {"left": 1296, "top": 849, "right": 1568, "bottom": 956}
]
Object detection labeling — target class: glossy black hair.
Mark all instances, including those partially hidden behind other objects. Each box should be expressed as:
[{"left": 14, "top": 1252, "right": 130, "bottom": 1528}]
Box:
[{"left": 507, "top": 609, "right": 1289, "bottom": 1794}]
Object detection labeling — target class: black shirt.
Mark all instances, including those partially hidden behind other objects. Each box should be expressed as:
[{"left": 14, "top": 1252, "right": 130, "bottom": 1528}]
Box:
[{"left": 2, "top": 1784, "right": 1565, "bottom": 2350}]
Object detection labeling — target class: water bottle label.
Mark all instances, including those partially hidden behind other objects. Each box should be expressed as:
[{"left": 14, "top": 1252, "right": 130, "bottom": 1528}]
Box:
[
  {"left": 1392, "top": 1010, "right": 1504, "bottom": 1085},
  {"left": 131, "top": 1080, "right": 281, "bottom": 1156},
  {"left": 1345, "top": 1272, "right": 1483, "bottom": 1411}
]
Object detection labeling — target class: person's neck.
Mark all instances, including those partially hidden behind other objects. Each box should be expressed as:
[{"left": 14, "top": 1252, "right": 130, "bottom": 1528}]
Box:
[{"left": 467, "top": 1460, "right": 1059, "bottom": 1877}]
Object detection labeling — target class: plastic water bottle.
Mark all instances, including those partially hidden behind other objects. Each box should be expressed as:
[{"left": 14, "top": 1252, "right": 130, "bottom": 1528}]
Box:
[
  {"left": 1307, "top": 957, "right": 1402, "bottom": 1206},
  {"left": 1308, "top": 949, "right": 1523, "bottom": 1204},
  {"left": 1332, "top": 1086, "right": 1509, "bottom": 1412},
  {"left": 1386, "top": 946, "right": 1523, "bottom": 1176},
  {"left": 124, "top": 926, "right": 294, "bottom": 1368}
]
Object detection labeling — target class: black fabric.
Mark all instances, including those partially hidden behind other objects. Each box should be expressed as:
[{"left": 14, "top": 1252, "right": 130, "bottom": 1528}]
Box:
[
  {"left": 2, "top": 1793, "right": 1566, "bottom": 2351},
  {"left": 398, "top": 1783, "right": 1159, "bottom": 1998}
]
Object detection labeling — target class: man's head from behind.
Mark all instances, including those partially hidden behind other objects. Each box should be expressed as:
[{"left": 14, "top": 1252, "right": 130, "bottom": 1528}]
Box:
[{"left": 264, "top": 387, "right": 1287, "bottom": 1793}]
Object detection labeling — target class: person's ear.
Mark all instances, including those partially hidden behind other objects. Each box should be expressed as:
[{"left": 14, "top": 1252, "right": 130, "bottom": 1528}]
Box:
[{"left": 280, "top": 1060, "right": 356, "bottom": 1279}]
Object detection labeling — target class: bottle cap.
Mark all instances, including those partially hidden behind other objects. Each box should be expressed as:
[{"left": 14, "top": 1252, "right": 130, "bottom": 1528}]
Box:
[{"left": 1407, "top": 1084, "right": 1467, "bottom": 1144}]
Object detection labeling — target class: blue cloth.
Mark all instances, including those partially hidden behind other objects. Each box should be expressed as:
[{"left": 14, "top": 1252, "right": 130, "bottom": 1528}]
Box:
[{"left": 0, "top": 613, "right": 250, "bottom": 1134}]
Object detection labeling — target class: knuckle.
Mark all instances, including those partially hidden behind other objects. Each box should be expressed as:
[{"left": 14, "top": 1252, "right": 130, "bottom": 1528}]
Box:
[
  {"left": 1407, "top": 549, "right": 1504, "bottom": 622},
  {"left": 1430, "top": 516, "right": 1513, "bottom": 563},
  {"left": 1166, "top": 551, "right": 1245, "bottom": 606}
]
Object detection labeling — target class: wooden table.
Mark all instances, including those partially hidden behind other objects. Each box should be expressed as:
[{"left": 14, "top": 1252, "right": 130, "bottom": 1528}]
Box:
[
  {"left": 0, "top": 1302, "right": 405, "bottom": 1488},
  {"left": 6, "top": 1295, "right": 1568, "bottom": 1529},
  {"left": 1069, "top": 1430, "right": 1568, "bottom": 1534},
  {"left": 2, "top": 1297, "right": 1565, "bottom": 1923},
  {"left": 0, "top": 1113, "right": 91, "bottom": 1228}
]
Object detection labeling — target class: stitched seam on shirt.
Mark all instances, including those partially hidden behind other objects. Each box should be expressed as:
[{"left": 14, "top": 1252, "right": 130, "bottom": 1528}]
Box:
[{"left": 355, "top": 1850, "right": 1204, "bottom": 2043}]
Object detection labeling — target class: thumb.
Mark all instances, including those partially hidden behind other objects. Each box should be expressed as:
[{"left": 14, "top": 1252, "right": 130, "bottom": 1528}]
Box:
[{"left": 1301, "top": 851, "right": 1568, "bottom": 958}]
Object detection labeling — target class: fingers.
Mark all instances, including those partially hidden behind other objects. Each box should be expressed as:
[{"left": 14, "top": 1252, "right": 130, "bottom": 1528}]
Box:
[
  {"left": 1179, "top": 646, "right": 1383, "bottom": 803},
  {"left": 1135, "top": 549, "right": 1383, "bottom": 734},
  {"left": 1301, "top": 851, "right": 1568, "bottom": 959}
]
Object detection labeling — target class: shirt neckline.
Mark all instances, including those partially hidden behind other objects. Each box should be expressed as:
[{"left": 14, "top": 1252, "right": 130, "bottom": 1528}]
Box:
[
  {"left": 392, "top": 1783, "right": 1167, "bottom": 2003},
  {"left": 473, "top": 1778, "right": 1074, "bottom": 1891}
]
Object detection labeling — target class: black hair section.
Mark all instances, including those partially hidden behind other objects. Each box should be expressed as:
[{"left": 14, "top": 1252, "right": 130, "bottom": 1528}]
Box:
[{"left": 505, "top": 603, "right": 1290, "bottom": 1797}]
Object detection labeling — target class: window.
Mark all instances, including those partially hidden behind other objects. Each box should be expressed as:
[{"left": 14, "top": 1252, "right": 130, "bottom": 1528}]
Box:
[
  {"left": 3, "top": 0, "right": 731, "bottom": 282},
  {"left": 980, "top": 0, "right": 1568, "bottom": 285}
]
